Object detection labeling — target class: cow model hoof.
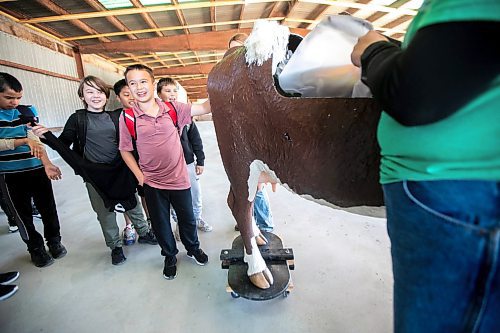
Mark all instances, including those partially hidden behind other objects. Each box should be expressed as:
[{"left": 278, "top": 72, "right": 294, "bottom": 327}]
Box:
[{"left": 249, "top": 267, "right": 274, "bottom": 289}]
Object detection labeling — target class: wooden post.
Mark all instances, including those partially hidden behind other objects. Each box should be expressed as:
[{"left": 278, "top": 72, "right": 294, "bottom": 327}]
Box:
[{"left": 73, "top": 47, "right": 85, "bottom": 79}]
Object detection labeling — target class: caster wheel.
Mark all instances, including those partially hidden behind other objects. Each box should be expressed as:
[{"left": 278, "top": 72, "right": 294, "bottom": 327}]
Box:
[
  {"left": 231, "top": 291, "right": 240, "bottom": 298},
  {"left": 283, "top": 290, "right": 290, "bottom": 298}
]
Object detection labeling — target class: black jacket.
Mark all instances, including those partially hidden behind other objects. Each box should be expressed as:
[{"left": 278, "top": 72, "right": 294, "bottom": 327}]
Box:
[
  {"left": 180, "top": 122, "right": 205, "bottom": 166},
  {"left": 59, "top": 109, "right": 121, "bottom": 157},
  {"left": 41, "top": 109, "right": 137, "bottom": 211}
]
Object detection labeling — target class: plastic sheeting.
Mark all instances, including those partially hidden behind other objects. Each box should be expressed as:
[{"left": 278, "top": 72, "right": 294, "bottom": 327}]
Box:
[{"left": 278, "top": 15, "right": 373, "bottom": 98}]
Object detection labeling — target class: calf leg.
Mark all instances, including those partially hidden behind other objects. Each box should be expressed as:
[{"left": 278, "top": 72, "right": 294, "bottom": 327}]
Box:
[{"left": 227, "top": 186, "right": 273, "bottom": 289}]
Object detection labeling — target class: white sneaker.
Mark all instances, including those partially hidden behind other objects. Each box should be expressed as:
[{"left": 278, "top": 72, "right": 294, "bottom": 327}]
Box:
[
  {"left": 197, "top": 218, "right": 213, "bottom": 232},
  {"left": 122, "top": 225, "right": 136, "bottom": 246},
  {"left": 8, "top": 224, "right": 18, "bottom": 233}
]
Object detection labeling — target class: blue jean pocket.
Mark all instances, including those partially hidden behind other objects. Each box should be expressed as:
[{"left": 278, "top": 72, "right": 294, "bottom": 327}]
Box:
[{"left": 402, "top": 180, "right": 481, "bottom": 229}]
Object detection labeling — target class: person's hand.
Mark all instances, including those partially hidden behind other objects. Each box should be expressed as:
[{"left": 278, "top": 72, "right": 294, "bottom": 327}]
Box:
[
  {"left": 45, "top": 163, "right": 62, "bottom": 180},
  {"left": 351, "top": 30, "right": 389, "bottom": 67},
  {"left": 195, "top": 165, "right": 204, "bottom": 175},
  {"left": 30, "top": 124, "right": 50, "bottom": 139},
  {"left": 137, "top": 172, "right": 144, "bottom": 186},
  {"left": 25, "top": 138, "right": 44, "bottom": 159}
]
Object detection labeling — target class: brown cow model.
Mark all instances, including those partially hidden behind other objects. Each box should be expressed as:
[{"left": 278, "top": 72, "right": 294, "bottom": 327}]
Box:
[{"left": 207, "top": 46, "right": 384, "bottom": 289}]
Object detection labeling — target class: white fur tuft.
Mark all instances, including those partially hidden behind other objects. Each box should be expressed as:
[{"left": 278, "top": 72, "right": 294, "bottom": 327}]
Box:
[{"left": 245, "top": 20, "right": 290, "bottom": 75}]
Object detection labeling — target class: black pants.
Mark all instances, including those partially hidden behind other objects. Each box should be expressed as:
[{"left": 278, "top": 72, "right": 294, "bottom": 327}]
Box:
[
  {"left": 1, "top": 167, "right": 61, "bottom": 251},
  {"left": 0, "top": 185, "right": 16, "bottom": 225},
  {"left": 144, "top": 184, "right": 199, "bottom": 258}
]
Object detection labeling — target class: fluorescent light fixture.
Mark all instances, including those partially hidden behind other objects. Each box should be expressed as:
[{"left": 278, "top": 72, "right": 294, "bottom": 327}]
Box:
[{"left": 99, "top": 0, "right": 133, "bottom": 10}]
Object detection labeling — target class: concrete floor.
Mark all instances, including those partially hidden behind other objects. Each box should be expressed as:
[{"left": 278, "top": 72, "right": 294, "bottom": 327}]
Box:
[{"left": 0, "top": 121, "right": 393, "bottom": 333}]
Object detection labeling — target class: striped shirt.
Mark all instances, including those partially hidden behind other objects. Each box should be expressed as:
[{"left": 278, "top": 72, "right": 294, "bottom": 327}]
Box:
[{"left": 0, "top": 105, "right": 43, "bottom": 173}]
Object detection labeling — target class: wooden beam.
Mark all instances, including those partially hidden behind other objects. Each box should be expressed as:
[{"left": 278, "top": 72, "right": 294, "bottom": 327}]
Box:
[
  {"left": 298, "top": 0, "right": 417, "bottom": 15},
  {"left": 79, "top": 28, "right": 310, "bottom": 54},
  {"left": 34, "top": 0, "right": 110, "bottom": 43},
  {"left": 73, "top": 47, "right": 85, "bottom": 79},
  {"left": 238, "top": 4, "right": 245, "bottom": 30},
  {"left": 170, "top": 0, "right": 193, "bottom": 65},
  {"left": 20, "top": 1, "right": 276, "bottom": 23},
  {"left": 63, "top": 17, "right": 285, "bottom": 41},
  {"left": 121, "top": 52, "right": 226, "bottom": 66},
  {"left": 188, "top": 94, "right": 208, "bottom": 100},
  {"left": 154, "top": 63, "right": 215, "bottom": 76},
  {"left": 151, "top": 59, "right": 218, "bottom": 70},
  {"left": 210, "top": 0, "right": 216, "bottom": 31},
  {"left": 0, "top": 10, "right": 75, "bottom": 56},
  {"left": 177, "top": 78, "right": 207, "bottom": 86},
  {"left": 83, "top": 0, "right": 138, "bottom": 40},
  {"left": 0, "top": 59, "right": 80, "bottom": 82},
  {"left": 130, "top": 0, "right": 164, "bottom": 38},
  {"left": 20, "top": 0, "right": 417, "bottom": 25}
]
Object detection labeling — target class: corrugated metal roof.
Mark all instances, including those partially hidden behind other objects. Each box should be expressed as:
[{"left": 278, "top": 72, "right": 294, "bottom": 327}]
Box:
[{"left": 0, "top": 0, "right": 422, "bottom": 99}]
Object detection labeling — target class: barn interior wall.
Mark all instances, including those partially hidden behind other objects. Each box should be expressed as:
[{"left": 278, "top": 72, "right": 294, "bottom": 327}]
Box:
[{"left": 0, "top": 19, "right": 126, "bottom": 159}]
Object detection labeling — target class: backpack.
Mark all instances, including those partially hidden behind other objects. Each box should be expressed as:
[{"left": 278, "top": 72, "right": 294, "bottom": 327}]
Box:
[
  {"left": 17, "top": 105, "right": 39, "bottom": 126},
  {"left": 122, "top": 101, "right": 178, "bottom": 141}
]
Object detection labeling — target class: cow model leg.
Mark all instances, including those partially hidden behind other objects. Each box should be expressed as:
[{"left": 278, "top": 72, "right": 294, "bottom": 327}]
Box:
[{"left": 227, "top": 186, "right": 273, "bottom": 289}]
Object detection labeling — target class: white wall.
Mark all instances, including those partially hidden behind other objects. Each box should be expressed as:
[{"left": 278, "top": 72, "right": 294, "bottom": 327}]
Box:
[{"left": 0, "top": 31, "right": 126, "bottom": 159}]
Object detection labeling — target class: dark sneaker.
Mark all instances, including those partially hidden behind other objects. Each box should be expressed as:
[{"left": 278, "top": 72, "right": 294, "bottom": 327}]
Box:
[
  {"left": 0, "top": 284, "right": 19, "bottom": 301},
  {"left": 187, "top": 248, "right": 208, "bottom": 266},
  {"left": 8, "top": 219, "right": 18, "bottom": 233},
  {"left": 111, "top": 247, "right": 126, "bottom": 266},
  {"left": 163, "top": 256, "right": 177, "bottom": 280},
  {"left": 8, "top": 224, "right": 18, "bottom": 233},
  {"left": 48, "top": 242, "right": 67, "bottom": 259},
  {"left": 138, "top": 229, "right": 158, "bottom": 245},
  {"left": 32, "top": 205, "right": 41, "bottom": 219},
  {"left": 0, "top": 271, "right": 19, "bottom": 285},
  {"left": 30, "top": 247, "right": 54, "bottom": 268}
]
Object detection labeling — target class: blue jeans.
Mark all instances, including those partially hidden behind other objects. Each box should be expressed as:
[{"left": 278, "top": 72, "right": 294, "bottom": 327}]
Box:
[
  {"left": 253, "top": 188, "right": 274, "bottom": 232},
  {"left": 383, "top": 180, "right": 499, "bottom": 333}
]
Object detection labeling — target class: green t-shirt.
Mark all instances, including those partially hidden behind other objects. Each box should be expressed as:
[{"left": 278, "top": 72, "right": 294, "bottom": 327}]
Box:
[{"left": 377, "top": 0, "right": 500, "bottom": 184}]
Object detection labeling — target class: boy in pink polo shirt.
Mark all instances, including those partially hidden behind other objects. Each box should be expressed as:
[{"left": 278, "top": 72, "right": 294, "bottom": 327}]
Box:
[{"left": 119, "top": 64, "right": 211, "bottom": 280}]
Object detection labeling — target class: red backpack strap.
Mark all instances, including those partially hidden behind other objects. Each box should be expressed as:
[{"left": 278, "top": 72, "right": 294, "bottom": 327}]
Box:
[
  {"left": 122, "top": 108, "right": 136, "bottom": 140},
  {"left": 164, "top": 101, "right": 178, "bottom": 128}
]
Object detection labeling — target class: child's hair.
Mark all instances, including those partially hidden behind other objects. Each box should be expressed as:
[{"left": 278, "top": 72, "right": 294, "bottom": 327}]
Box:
[
  {"left": 156, "top": 77, "right": 177, "bottom": 95},
  {"left": 113, "top": 79, "right": 127, "bottom": 96},
  {"left": 124, "top": 64, "right": 155, "bottom": 83},
  {"left": 77, "top": 76, "right": 110, "bottom": 107},
  {"left": 0, "top": 72, "right": 23, "bottom": 93},
  {"left": 228, "top": 33, "right": 248, "bottom": 48}
]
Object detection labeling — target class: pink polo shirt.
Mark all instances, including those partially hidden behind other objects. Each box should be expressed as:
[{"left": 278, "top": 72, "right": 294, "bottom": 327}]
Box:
[{"left": 119, "top": 98, "right": 192, "bottom": 190}]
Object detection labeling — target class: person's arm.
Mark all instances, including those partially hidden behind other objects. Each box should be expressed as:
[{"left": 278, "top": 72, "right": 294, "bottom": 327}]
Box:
[
  {"left": 187, "top": 123, "right": 205, "bottom": 175},
  {"left": 352, "top": 22, "right": 500, "bottom": 126},
  {"left": 57, "top": 114, "right": 79, "bottom": 147},
  {"left": 190, "top": 98, "right": 211, "bottom": 117},
  {"left": 118, "top": 111, "right": 144, "bottom": 185},
  {"left": 39, "top": 149, "right": 62, "bottom": 181},
  {"left": 31, "top": 114, "right": 77, "bottom": 147},
  {"left": 120, "top": 150, "right": 144, "bottom": 186},
  {"left": 0, "top": 137, "right": 43, "bottom": 159}
]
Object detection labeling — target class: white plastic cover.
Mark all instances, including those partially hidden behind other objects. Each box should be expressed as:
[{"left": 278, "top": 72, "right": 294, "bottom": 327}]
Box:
[{"left": 278, "top": 15, "right": 373, "bottom": 98}]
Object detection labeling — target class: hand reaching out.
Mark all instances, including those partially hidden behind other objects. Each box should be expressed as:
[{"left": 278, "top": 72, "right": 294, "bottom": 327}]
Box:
[
  {"left": 30, "top": 124, "right": 50, "bottom": 139},
  {"left": 351, "top": 30, "right": 389, "bottom": 67},
  {"left": 45, "top": 163, "right": 62, "bottom": 181},
  {"left": 25, "top": 138, "right": 44, "bottom": 159}
]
